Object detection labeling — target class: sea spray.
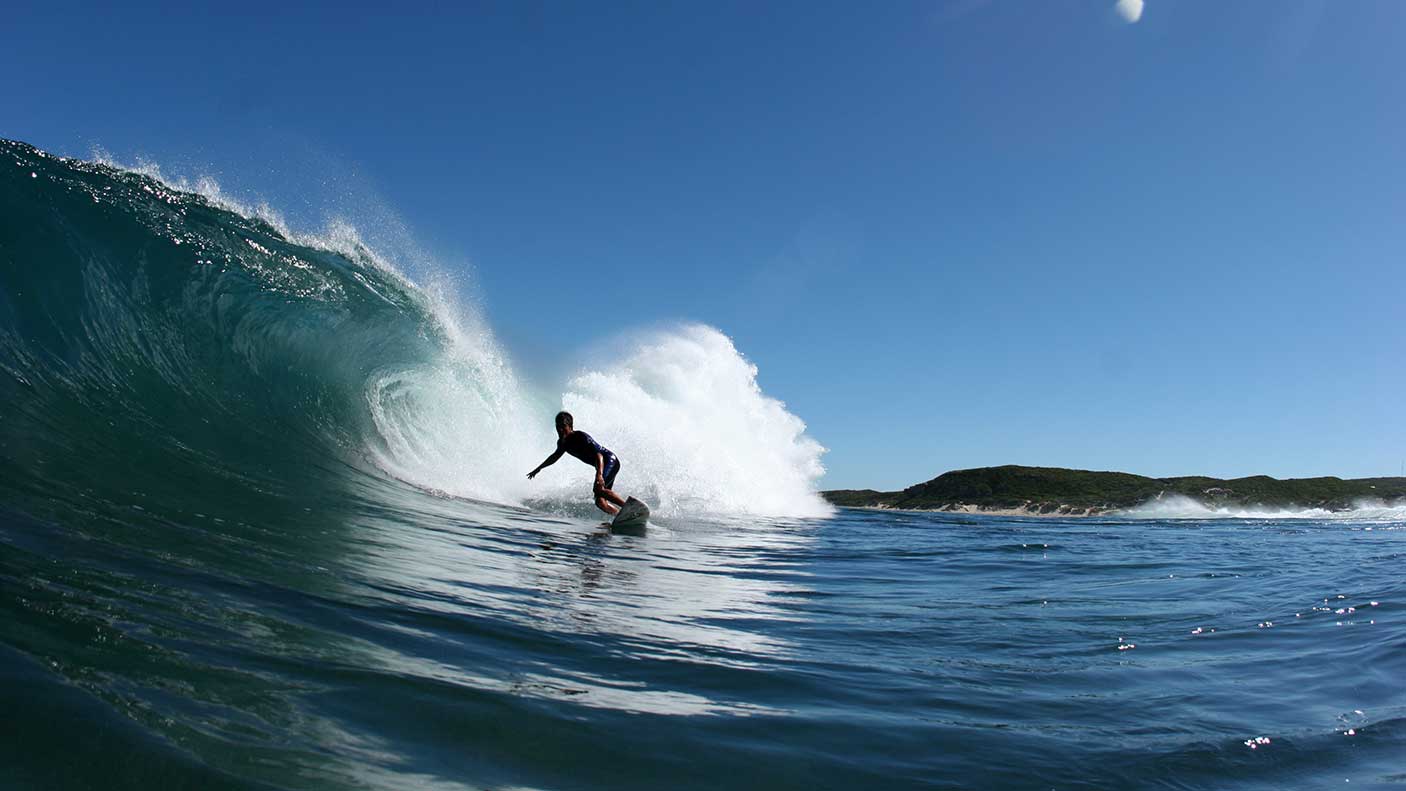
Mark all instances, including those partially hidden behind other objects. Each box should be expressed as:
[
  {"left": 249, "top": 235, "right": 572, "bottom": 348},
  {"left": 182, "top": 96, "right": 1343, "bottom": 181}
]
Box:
[
  {"left": 365, "top": 322, "right": 833, "bottom": 518},
  {"left": 562, "top": 325, "right": 831, "bottom": 518}
]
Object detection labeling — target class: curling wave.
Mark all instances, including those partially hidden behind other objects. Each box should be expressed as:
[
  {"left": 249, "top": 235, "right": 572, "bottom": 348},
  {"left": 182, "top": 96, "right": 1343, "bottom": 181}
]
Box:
[{"left": 0, "top": 139, "right": 827, "bottom": 520}]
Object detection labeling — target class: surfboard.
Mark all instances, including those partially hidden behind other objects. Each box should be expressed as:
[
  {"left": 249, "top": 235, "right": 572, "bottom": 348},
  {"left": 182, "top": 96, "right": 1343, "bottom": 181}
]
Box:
[{"left": 610, "top": 496, "right": 651, "bottom": 529}]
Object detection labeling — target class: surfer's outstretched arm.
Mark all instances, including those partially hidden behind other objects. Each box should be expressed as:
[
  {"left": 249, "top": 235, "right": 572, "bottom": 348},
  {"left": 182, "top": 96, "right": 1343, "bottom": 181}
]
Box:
[{"left": 527, "top": 449, "right": 564, "bottom": 479}]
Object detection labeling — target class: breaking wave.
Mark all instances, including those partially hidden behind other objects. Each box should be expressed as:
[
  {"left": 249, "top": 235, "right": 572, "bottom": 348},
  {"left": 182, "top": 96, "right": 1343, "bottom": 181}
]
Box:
[
  {"left": 0, "top": 139, "right": 828, "bottom": 521},
  {"left": 1120, "top": 494, "right": 1406, "bottom": 521}
]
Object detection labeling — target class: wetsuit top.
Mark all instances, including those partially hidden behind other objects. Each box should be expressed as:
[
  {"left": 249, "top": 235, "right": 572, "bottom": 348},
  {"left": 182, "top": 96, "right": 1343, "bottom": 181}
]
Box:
[{"left": 557, "top": 431, "right": 614, "bottom": 467}]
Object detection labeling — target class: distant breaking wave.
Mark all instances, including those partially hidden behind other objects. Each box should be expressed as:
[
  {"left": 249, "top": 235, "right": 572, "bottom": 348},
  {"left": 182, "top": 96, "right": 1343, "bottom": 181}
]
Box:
[
  {"left": 1120, "top": 494, "right": 1406, "bottom": 521},
  {"left": 0, "top": 139, "right": 830, "bottom": 521}
]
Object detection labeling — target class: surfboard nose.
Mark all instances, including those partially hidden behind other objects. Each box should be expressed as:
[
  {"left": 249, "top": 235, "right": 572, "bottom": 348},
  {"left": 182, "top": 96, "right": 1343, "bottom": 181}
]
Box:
[{"left": 611, "top": 496, "right": 651, "bottom": 529}]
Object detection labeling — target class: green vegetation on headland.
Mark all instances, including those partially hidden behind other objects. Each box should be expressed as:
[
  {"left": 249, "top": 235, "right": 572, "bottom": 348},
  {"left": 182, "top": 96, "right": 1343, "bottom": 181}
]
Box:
[{"left": 822, "top": 465, "right": 1406, "bottom": 516}]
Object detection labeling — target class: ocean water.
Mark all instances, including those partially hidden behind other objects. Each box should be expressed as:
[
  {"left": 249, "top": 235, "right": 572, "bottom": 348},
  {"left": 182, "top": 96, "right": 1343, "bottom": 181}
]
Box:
[{"left": 3, "top": 140, "right": 1404, "bottom": 790}]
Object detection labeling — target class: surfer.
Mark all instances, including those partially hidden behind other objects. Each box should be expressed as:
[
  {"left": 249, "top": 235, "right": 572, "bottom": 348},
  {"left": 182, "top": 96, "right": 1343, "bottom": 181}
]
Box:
[{"left": 527, "top": 411, "right": 627, "bottom": 516}]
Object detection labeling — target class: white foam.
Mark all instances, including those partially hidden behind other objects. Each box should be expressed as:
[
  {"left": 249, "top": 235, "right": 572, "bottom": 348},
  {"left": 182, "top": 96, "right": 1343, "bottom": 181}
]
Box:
[
  {"left": 1121, "top": 494, "right": 1406, "bottom": 521},
  {"left": 367, "top": 324, "right": 833, "bottom": 518},
  {"left": 561, "top": 325, "right": 832, "bottom": 519},
  {"left": 363, "top": 273, "right": 551, "bottom": 505}
]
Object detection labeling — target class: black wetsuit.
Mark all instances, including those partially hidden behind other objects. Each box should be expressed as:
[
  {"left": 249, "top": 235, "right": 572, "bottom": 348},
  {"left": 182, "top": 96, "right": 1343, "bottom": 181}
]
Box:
[{"left": 557, "top": 431, "right": 620, "bottom": 489}]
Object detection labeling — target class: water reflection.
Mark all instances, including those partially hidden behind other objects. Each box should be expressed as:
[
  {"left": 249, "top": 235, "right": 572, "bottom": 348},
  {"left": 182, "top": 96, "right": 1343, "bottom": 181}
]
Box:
[{"left": 338, "top": 486, "right": 817, "bottom": 714}]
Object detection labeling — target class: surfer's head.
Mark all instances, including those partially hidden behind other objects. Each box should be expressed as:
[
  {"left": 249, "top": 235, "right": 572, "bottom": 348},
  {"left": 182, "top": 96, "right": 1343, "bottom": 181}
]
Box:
[{"left": 554, "top": 411, "right": 573, "bottom": 438}]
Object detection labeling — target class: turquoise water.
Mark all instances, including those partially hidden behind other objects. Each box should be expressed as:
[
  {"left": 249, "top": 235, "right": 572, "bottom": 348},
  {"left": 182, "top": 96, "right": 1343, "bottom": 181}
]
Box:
[{"left": 3, "top": 140, "right": 1404, "bottom": 789}]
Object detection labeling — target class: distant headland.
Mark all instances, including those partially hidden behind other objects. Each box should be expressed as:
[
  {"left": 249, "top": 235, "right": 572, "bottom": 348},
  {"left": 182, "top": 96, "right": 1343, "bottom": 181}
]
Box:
[{"left": 822, "top": 465, "right": 1406, "bottom": 517}]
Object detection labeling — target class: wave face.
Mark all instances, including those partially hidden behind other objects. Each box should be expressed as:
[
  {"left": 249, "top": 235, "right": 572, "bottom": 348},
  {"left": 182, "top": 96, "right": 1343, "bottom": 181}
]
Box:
[
  {"left": 1121, "top": 494, "right": 1406, "bottom": 521},
  {"left": 0, "top": 139, "right": 828, "bottom": 518}
]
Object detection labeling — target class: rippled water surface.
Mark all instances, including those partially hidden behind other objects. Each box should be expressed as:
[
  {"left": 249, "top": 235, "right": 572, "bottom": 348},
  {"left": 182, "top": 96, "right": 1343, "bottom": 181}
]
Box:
[{"left": 4, "top": 487, "right": 1403, "bottom": 790}]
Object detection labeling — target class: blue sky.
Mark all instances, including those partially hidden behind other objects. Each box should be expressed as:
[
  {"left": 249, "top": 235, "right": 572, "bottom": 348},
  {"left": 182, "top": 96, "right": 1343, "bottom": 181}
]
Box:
[{"left": 6, "top": 1, "right": 1404, "bottom": 489}]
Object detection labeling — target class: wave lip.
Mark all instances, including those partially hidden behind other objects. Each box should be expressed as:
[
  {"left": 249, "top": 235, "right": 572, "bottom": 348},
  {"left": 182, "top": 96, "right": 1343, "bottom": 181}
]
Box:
[{"left": 0, "top": 139, "right": 444, "bottom": 494}]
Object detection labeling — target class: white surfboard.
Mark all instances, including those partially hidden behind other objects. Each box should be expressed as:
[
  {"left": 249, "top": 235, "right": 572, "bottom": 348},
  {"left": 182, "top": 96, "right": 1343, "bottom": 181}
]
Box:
[{"left": 611, "top": 496, "right": 651, "bottom": 529}]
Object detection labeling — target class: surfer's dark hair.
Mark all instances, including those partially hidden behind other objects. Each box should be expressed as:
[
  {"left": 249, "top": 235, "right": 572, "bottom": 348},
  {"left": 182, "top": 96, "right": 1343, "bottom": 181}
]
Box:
[{"left": 555, "top": 411, "right": 573, "bottom": 430}]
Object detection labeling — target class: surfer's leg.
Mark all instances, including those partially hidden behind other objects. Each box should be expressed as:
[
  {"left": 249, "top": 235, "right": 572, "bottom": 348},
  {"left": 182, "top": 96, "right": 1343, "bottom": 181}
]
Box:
[
  {"left": 593, "top": 479, "right": 625, "bottom": 513},
  {"left": 593, "top": 455, "right": 623, "bottom": 516},
  {"left": 598, "top": 456, "right": 624, "bottom": 507}
]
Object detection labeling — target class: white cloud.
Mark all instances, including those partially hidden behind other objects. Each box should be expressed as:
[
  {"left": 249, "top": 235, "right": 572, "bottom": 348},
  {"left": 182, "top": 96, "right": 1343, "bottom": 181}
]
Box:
[{"left": 1114, "top": 0, "right": 1144, "bottom": 24}]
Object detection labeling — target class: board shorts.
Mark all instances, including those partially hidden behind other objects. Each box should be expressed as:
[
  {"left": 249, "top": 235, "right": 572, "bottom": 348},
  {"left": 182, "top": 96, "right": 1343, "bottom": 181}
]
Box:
[{"left": 597, "top": 453, "right": 620, "bottom": 492}]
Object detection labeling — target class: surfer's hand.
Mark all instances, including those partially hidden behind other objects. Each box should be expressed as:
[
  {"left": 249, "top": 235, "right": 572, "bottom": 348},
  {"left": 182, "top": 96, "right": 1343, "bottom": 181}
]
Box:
[{"left": 527, "top": 469, "right": 538, "bottom": 480}]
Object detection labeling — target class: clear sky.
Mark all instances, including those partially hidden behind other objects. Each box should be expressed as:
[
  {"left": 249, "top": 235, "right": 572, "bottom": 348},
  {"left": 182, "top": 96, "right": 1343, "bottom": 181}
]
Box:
[{"left": 6, "top": 1, "right": 1404, "bottom": 490}]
